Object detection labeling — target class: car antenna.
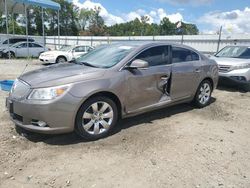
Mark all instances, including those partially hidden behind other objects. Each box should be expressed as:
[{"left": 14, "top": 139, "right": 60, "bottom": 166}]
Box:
[{"left": 20, "top": 62, "right": 29, "bottom": 76}]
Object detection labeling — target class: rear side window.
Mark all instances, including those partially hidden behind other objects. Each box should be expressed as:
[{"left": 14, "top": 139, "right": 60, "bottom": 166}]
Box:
[
  {"left": 136, "top": 46, "right": 169, "bottom": 67},
  {"left": 172, "top": 47, "right": 200, "bottom": 63},
  {"left": 29, "top": 43, "right": 42, "bottom": 48},
  {"left": 18, "top": 43, "right": 27, "bottom": 48}
]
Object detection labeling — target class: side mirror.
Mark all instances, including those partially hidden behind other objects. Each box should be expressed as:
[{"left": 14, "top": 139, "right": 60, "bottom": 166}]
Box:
[{"left": 128, "top": 59, "right": 149, "bottom": 69}]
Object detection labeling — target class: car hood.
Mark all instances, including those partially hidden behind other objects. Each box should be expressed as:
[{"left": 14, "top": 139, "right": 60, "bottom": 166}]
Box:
[
  {"left": 211, "top": 56, "right": 250, "bottom": 65},
  {"left": 19, "top": 63, "right": 106, "bottom": 88}
]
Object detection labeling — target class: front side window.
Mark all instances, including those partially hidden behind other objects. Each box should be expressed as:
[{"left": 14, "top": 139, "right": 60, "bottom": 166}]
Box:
[
  {"left": 172, "top": 47, "right": 199, "bottom": 63},
  {"left": 135, "top": 46, "right": 169, "bottom": 67}
]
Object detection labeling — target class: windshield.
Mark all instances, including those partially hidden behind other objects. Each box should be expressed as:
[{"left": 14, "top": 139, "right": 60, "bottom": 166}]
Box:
[
  {"left": 215, "top": 46, "right": 250, "bottom": 59},
  {"left": 75, "top": 44, "right": 135, "bottom": 68}
]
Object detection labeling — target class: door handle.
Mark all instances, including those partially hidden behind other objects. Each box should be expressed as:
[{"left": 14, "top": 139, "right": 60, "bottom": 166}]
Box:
[
  {"left": 195, "top": 69, "right": 201, "bottom": 73},
  {"left": 161, "top": 75, "right": 169, "bottom": 80}
]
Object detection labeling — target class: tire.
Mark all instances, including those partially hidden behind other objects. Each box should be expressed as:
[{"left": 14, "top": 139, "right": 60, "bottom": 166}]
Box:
[
  {"left": 242, "top": 84, "right": 250, "bottom": 92},
  {"left": 6, "top": 51, "right": 15, "bottom": 59},
  {"left": 75, "top": 96, "right": 118, "bottom": 140},
  {"left": 193, "top": 80, "right": 212, "bottom": 108},
  {"left": 56, "top": 56, "right": 67, "bottom": 63}
]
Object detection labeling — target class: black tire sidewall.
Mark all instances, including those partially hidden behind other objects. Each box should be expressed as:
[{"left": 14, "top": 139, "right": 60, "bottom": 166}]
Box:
[
  {"left": 56, "top": 56, "right": 66, "bottom": 63},
  {"left": 75, "top": 96, "right": 118, "bottom": 140},
  {"left": 194, "top": 80, "right": 212, "bottom": 108}
]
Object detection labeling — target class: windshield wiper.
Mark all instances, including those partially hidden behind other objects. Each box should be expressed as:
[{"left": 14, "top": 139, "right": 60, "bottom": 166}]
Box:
[{"left": 78, "top": 61, "right": 99, "bottom": 68}]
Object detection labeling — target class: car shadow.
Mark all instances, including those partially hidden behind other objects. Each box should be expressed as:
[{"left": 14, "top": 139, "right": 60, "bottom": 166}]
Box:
[
  {"left": 216, "top": 84, "right": 248, "bottom": 93},
  {"left": 15, "top": 98, "right": 216, "bottom": 145}
]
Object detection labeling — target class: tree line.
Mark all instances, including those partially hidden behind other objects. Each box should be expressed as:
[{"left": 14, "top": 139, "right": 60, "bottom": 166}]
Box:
[{"left": 0, "top": 0, "right": 199, "bottom": 36}]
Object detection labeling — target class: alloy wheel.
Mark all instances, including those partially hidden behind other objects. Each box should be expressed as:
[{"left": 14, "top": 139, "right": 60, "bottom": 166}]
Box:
[
  {"left": 82, "top": 101, "right": 114, "bottom": 135},
  {"left": 198, "top": 83, "right": 211, "bottom": 105}
]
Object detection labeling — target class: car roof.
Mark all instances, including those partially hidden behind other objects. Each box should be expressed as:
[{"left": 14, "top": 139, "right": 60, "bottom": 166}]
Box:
[{"left": 100, "top": 41, "right": 199, "bottom": 52}]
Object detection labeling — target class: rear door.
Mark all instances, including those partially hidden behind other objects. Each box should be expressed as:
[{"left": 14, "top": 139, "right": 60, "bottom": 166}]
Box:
[
  {"left": 170, "top": 46, "right": 202, "bottom": 100},
  {"left": 29, "top": 43, "right": 44, "bottom": 57},
  {"left": 125, "top": 45, "right": 172, "bottom": 112}
]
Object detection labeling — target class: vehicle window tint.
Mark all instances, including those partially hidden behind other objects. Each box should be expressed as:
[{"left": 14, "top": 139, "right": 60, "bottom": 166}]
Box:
[
  {"left": 31, "top": 43, "right": 42, "bottom": 48},
  {"left": 9, "top": 39, "right": 16, "bottom": 44},
  {"left": 191, "top": 51, "right": 200, "bottom": 61},
  {"left": 136, "top": 46, "right": 169, "bottom": 66},
  {"left": 172, "top": 47, "right": 199, "bottom": 63},
  {"left": 74, "top": 46, "right": 86, "bottom": 52},
  {"left": 86, "top": 46, "right": 92, "bottom": 52},
  {"left": 240, "top": 48, "right": 250, "bottom": 58},
  {"left": 18, "top": 43, "right": 27, "bottom": 48}
]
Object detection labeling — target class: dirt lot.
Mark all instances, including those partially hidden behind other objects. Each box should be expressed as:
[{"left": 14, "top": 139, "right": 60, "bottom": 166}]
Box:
[{"left": 0, "top": 59, "right": 250, "bottom": 188}]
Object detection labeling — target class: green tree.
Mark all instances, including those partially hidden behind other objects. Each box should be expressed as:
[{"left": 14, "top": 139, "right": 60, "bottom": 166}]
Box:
[
  {"left": 159, "top": 17, "right": 176, "bottom": 35},
  {"left": 88, "top": 7, "right": 105, "bottom": 36}
]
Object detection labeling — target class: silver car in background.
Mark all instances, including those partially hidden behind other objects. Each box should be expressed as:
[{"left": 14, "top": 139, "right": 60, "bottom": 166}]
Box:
[
  {"left": 2, "top": 41, "right": 48, "bottom": 58},
  {"left": 6, "top": 42, "right": 218, "bottom": 140},
  {"left": 211, "top": 46, "right": 250, "bottom": 90}
]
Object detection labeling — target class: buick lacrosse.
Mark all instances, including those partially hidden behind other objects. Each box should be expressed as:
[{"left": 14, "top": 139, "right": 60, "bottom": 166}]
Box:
[{"left": 6, "top": 42, "right": 218, "bottom": 140}]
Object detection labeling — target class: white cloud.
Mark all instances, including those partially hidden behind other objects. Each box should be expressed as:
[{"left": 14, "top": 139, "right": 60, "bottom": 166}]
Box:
[
  {"left": 73, "top": 0, "right": 183, "bottom": 26},
  {"left": 157, "top": 0, "right": 213, "bottom": 5},
  {"left": 199, "top": 7, "right": 250, "bottom": 34},
  {"left": 72, "top": 0, "right": 124, "bottom": 26}
]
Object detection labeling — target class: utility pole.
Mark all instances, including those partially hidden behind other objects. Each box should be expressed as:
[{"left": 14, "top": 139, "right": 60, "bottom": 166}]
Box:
[{"left": 216, "top": 26, "right": 222, "bottom": 53}]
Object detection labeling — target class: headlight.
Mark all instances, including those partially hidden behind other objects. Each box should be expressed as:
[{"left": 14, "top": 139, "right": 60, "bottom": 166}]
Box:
[
  {"left": 28, "top": 85, "right": 70, "bottom": 100},
  {"left": 10, "top": 79, "right": 18, "bottom": 94},
  {"left": 232, "top": 63, "right": 250, "bottom": 70}
]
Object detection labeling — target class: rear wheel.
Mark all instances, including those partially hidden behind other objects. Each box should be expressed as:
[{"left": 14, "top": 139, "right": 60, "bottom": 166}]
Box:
[
  {"left": 193, "top": 80, "right": 212, "bottom": 108},
  {"left": 56, "top": 56, "right": 67, "bottom": 63},
  {"left": 75, "top": 96, "right": 118, "bottom": 140}
]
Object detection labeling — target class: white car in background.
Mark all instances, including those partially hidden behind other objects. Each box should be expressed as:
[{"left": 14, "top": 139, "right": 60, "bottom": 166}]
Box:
[
  {"left": 39, "top": 45, "right": 94, "bottom": 64},
  {"left": 2, "top": 41, "right": 48, "bottom": 58}
]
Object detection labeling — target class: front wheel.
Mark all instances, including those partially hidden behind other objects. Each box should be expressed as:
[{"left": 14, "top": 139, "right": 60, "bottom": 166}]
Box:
[
  {"left": 193, "top": 80, "right": 212, "bottom": 108},
  {"left": 6, "top": 51, "right": 15, "bottom": 59},
  {"left": 75, "top": 96, "right": 118, "bottom": 140}
]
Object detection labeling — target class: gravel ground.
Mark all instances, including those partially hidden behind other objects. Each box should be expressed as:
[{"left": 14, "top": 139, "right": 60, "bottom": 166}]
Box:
[{"left": 0, "top": 59, "right": 250, "bottom": 188}]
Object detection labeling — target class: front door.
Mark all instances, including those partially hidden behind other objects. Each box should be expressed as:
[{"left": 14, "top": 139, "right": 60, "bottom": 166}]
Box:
[{"left": 125, "top": 45, "right": 172, "bottom": 112}]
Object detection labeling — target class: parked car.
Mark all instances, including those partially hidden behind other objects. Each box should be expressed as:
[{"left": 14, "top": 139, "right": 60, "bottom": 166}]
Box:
[
  {"left": 2, "top": 41, "right": 48, "bottom": 58},
  {"left": 6, "top": 42, "right": 218, "bottom": 140},
  {"left": 39, "top": 45, "right": 94, "bottom": 64},
  {"left": 211, "top": 45, "right": 250, "bottom": 90},
  {"left": 0, "top": 37, "right": 34, "bottom": 57}
]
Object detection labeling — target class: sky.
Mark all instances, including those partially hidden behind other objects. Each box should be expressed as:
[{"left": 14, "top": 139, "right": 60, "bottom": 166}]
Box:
[{"left": 72, "top": 0, "right": 250, "bottom": 34}]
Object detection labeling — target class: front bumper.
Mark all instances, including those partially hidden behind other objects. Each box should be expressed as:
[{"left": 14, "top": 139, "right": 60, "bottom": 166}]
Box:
[
  {"left": 219, "top": 68, "right": 250, "bottom": 86},
  {"left": 39, "top": 56, "right": 56, "bottom": 64},
  {"left": 6, "top": 93, "right": 83, "bottom": 134}
]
